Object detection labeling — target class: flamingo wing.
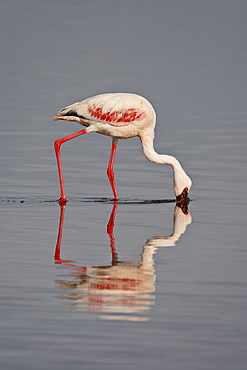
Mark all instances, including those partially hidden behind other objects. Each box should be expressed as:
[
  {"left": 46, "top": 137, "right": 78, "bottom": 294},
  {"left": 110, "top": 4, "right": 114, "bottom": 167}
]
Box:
[{"left": 58, "top": 93, "right": 148, "bottom": 127}]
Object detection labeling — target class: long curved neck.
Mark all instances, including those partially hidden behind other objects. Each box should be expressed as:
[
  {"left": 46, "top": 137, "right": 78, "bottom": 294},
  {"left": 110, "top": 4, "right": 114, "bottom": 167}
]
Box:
[
  {"left": 140, "top": 133, "right": 182, "bottom": 170},
  {"left": 139, "top": 131, "right": 191, "bottom": 197}
]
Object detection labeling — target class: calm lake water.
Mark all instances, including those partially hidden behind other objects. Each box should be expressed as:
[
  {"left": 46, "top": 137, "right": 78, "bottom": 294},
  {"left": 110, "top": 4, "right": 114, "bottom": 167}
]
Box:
[{"left": 1, "top": 1, "right": 246, "bottom": 369}]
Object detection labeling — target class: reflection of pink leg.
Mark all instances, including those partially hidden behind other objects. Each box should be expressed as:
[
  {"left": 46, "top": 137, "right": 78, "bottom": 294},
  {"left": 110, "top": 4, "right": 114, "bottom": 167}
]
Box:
[
  {"left": 54, "top": 204, "right": 87, "bottom": 274},
  {"left": 107, "top": 138, "right": 119, "bottom": 201},
  {"left": 54, "top": 129, "right": 88, "bottom": 203},
  {"left": 54, "top": 203, "right": 76, "bottom": 266},
  {"left": 54, "top": 204, "right": 65, "bottom": 263},
  {"left": 107, "top": 203, "right": 118, "bottom": 261}
]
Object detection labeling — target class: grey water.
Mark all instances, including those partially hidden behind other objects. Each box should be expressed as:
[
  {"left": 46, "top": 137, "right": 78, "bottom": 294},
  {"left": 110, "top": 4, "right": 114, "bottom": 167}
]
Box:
[{"left": 0, "top": 1, "right": 247, "bottom": 369}]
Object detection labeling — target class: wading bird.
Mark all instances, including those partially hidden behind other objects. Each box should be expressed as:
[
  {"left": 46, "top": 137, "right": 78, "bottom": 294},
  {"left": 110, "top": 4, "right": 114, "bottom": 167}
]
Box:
[{"left": 54, "top": 93, "right": 192, "bottom": 202}]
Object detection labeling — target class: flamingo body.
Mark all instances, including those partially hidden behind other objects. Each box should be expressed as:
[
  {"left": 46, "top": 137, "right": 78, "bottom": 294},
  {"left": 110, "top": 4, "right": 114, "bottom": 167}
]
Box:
[
  {"left": 55, "top": 93, "right": 156, "bottom": 139},
  {"left": 54, "top": 93, "right": 192, "bottom": 202}
]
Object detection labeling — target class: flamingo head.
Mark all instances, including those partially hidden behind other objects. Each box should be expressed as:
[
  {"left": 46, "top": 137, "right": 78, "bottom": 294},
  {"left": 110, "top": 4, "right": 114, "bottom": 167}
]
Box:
[{"left": 174, "top": 171, "right": 192, "bottom": 201}]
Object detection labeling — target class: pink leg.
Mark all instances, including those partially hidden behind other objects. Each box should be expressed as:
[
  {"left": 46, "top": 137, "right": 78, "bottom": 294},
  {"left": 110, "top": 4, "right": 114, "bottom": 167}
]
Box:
[
  {"left": 107, "top": 138, "right": 119, "bottom": 201},
  {"left": 54, "top": 129, "right": 88, "bottom": 203}
]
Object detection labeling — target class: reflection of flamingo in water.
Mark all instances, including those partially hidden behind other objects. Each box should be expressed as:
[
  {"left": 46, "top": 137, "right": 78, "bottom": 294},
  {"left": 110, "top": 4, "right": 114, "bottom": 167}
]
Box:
[
  {"left": 54, "top": 93, "right": 192, "bottom": 203},
  {"left": 54, "top": 202, "right": 192, "bottom": 321}
]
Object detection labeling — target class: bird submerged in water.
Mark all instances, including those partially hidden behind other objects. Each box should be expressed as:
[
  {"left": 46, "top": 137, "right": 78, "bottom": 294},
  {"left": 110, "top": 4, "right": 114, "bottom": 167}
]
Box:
[{"left": 54, "top": 92, "right": 192, "bottom": 203}]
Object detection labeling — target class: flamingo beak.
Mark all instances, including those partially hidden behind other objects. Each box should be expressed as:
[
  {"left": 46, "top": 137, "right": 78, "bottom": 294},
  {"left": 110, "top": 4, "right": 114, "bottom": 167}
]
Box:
[{"left": 176, "top": 187, "right": 190, "bottom": 202}]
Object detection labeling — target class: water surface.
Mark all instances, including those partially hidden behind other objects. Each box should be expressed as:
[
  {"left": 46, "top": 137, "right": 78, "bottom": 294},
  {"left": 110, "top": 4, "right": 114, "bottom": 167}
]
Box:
[{"left": 0, "top": 1, "right": 247, "bottom": 369}]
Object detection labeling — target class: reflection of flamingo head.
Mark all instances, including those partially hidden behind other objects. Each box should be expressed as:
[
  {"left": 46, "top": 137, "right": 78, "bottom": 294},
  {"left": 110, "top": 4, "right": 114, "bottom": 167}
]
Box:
[{"left": 146, "top": 205, "right": 192, "bottom": 248}]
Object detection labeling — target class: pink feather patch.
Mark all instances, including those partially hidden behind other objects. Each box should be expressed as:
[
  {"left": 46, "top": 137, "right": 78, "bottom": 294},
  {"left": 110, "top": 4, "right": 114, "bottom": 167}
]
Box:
[{"left": 88, "top": 104, "right": 146, "bottom": 123}]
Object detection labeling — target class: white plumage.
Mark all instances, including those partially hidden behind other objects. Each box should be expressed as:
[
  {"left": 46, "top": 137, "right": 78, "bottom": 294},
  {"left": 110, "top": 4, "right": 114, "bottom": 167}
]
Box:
[{"left": 54, "top": 93, "right": 192, "bottom": 202}]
